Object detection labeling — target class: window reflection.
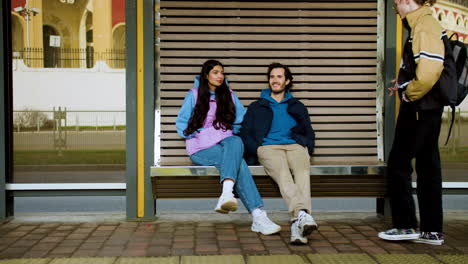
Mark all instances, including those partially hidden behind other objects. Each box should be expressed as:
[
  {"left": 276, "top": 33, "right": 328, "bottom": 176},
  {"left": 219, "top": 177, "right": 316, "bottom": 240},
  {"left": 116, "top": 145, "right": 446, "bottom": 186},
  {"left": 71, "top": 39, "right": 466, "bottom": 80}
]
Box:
[
  {"left": 439, "top": 107, "right": 468, "bottom": 183},
  {"left": 11, "top": 0, "right": 126, "bottom": 183}
]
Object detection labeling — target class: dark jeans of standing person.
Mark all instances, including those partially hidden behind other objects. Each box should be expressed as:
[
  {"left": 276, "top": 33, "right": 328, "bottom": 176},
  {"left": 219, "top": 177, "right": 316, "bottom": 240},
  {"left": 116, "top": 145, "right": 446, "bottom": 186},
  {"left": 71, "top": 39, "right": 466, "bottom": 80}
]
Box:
[{"left": 387, "top": 105, "right": 444, "bottom": 232}]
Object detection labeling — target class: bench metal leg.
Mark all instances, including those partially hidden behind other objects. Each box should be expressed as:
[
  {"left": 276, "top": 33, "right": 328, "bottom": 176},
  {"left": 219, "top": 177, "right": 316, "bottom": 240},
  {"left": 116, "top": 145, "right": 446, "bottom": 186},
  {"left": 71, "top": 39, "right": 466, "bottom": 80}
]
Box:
[{"left": 376, "top": 197, "right": 391, "bottom": 218}]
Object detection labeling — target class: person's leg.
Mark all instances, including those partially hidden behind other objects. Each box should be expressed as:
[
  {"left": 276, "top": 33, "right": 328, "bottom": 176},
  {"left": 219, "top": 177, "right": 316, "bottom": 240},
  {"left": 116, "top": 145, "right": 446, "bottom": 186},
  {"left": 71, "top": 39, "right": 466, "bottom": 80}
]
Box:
[
  {"left": 258, "top": 144, "right": 308, "bottom": 220},
  {"left": 379, "top": 107, "right": 420, "bottom": 241},
  {"left": 219, "top": 136, "right": 263, "bottom": 212},
  {"left": 189, "top": 140, "right": 238, "bottom": 213},
  {"left": 414, "top": 109, "right": 443, "bottom": 239},
  {"left": 191, "top": 136, "right": 280, "bottom": 234},
  {"left": 285, "top": 144, "right": 317, "bottom": 239},
  {"left": 387, "top": 108, "right": 418, "bottom": 230},
  {"left": 235, "top": 159, "right": 264, "bottom": 212},
  {"left": 285, "top": 144, "right": 312, "bottom": 219},
  {"left": 189, "top": 143, "right": 223, "bottom": 167},
  {"left": 220, "top": 136, "right": 281, "bottom": 235}
]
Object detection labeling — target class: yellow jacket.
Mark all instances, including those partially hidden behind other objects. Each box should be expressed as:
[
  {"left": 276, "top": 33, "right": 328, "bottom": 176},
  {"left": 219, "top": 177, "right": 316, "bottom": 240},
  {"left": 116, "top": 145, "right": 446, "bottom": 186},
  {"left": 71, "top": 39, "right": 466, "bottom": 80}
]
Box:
[{"left": 403, "top": 6, "right": 444, "bottom": 102}]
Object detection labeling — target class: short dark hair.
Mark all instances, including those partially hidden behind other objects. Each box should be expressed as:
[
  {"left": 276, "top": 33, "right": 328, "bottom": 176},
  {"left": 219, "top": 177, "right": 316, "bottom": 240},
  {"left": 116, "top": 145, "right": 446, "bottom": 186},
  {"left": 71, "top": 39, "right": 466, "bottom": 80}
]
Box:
[
  {"left": 267, "top": 62, "right": 294, "bottom": 90},
  {"left": 414, "top": 0, "right": 436, "bottom": 6}
]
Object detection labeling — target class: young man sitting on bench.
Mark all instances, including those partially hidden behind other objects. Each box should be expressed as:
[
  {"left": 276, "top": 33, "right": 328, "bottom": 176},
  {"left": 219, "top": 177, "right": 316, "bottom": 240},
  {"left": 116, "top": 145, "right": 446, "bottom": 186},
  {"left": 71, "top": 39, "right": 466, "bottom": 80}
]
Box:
[{"left": 240, "top": 62, "right": 318, "bottom": 244}]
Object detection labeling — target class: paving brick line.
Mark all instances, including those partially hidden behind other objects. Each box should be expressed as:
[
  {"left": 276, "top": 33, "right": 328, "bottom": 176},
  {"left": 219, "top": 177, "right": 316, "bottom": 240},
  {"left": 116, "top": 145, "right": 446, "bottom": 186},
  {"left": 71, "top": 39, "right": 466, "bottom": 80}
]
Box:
[{"left": 0, "top": 216, "right": 467, "bottom": 260}]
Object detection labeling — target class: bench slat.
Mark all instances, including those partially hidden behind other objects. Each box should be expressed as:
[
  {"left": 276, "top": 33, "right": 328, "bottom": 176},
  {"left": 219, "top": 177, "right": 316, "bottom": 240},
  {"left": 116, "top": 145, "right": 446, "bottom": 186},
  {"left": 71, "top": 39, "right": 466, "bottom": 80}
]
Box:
[
  {"left": 161, "top": 66, "right": 376, "bottom": 74},
  {"left": 162, "top": 115, "right": 377, "bottom": 123},
  {"left": 161, "top": 99, "right": 377, "bottom": 107},
  {"left": 161, "top": 17, "right": 378, "bottom": 25},
  {"left": 160, "top": 83, "right": 377, "bottom": 90},
  {"left": 158, "top": 156, "right": 380, "bottom": 166},
  {"left": 161, "top": 50, "right": 377, "bottom": 58},
  {"left": 160, "top": 107, "right": 377, "bottom": 116},
  {"left": 151, "top": 172, "right": 385, "bottom": 199},
  {"left": 161, "top": 9, "right": 378, "bottom": 17},
  {"left": 161, "top": 34, "right": 377, "bottom": 42},
  {"left": 158, "top": 0, "right": 380, "bottom": 166},
  {"left": 162, "top": 90, "right": 377, "bottom": 97},
  {"left": 161, "top": 131, "right": 377, "bottom": 139},
  {"left": 162, "top": 41, "right": 376, "bottom": 49},
  {"left": 161, "top": 2, "right": 377, "bottom": 9},
  {"left": 161, "top": 139, "right": 378, "bottom": 148}
]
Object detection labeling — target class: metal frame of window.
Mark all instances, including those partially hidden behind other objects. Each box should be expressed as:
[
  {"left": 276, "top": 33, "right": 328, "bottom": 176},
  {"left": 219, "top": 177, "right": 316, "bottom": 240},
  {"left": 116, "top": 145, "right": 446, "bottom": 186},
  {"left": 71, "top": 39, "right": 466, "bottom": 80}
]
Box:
[
  {"left": 0, "top": 0, "right": 156, "bottom": 221},
  {"left": 1, "top": 0, "right": 14, "bottom": 221},
  {"left": 125, "top": 0, "right": 156, "bottom": 220},
  {"left": 1, "top": 0, "right": 466, "bottom": 222}
]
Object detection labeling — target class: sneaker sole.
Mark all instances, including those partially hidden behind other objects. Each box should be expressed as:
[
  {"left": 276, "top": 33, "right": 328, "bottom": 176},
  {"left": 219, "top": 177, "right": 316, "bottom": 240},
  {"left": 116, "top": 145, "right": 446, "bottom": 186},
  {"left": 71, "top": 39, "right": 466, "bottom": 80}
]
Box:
[
  {"left": 251, "top": 225, "right": 281, "bottom": 236},
  {"left": 301, "top": 224, "right": 318, "bottom": 237},
  {"left": 214, "top": 208, "right": 229, "bottom": 214},
  {"left": 290, "top": 237, "right": 308, "bottom": 245},
  {"left": 378, "top": 233, "right": 420, "bottom": 241},
  {"left": 220, "top": 200, "right": 238, "bottom": 212},
  {"left": 413, "top": 239, "right": 444, "bottom": 246}
]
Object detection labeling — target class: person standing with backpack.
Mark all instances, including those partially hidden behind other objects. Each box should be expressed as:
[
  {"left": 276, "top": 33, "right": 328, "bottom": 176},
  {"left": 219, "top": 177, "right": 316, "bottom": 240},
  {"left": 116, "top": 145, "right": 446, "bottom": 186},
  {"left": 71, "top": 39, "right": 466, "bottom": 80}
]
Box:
[{"left": 378, "top": 0, "right": 446, "bottom": 245}]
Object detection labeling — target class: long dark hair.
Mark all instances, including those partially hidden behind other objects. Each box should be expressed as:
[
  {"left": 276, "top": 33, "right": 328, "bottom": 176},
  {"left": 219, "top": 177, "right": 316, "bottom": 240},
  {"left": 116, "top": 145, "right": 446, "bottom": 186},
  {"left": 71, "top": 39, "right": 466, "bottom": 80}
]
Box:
[{"left": 184, "top": 60, "right": 236, "bottom": 136}]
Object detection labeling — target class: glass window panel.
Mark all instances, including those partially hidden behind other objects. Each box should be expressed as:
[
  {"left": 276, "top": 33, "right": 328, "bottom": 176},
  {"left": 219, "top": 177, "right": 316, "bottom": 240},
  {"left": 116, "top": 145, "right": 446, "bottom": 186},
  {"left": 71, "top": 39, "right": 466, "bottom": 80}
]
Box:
[
  {"left": 11, "top": 0, "right": 126, "bottom": 183},
  {"left": 439, "top": 107, "right": 468, "bottom": 183}
]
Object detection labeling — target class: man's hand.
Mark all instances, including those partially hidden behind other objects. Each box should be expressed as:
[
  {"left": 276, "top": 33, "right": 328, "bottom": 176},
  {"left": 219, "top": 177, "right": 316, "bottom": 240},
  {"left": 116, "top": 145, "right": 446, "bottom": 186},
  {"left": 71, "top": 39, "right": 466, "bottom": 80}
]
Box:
[{"left": 388, "top": 79, "right": 398, "bottom": 96}]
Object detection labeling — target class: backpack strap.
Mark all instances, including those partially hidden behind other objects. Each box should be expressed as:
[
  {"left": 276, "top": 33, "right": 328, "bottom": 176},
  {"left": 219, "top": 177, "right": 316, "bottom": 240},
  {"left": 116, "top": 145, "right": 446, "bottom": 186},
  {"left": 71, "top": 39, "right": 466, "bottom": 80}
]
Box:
[
  {"left": 448, "top": 32, "right": 459, "bottom": 41},
  {"left": 444, "top": 105, "right": 455, "bottom": 146}
]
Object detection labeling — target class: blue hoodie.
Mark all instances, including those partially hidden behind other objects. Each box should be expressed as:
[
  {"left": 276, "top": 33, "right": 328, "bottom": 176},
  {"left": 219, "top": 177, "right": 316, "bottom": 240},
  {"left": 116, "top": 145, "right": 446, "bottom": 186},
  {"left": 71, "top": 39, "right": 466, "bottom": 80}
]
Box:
[
  {"left": 261, "top": 89, "right": 297, "bottom": 146},
  {"left": 176, "top": 76, "right": 246, "bottom": 139}
]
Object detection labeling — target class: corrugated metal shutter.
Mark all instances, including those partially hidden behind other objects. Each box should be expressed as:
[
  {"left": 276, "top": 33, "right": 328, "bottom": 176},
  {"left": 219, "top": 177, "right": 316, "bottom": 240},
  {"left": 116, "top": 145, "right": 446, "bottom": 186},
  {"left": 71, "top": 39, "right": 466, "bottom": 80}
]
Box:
[{"left": 158, "top": 0, "right": 380, "bottom": 165}]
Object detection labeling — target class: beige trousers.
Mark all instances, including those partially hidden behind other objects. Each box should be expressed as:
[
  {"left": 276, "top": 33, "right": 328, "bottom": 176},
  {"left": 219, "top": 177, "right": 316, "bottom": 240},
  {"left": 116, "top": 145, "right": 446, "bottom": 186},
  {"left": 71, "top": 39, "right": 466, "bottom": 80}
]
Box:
[{"left": 257, "top": 144, "right": 311, "bottom": 221}]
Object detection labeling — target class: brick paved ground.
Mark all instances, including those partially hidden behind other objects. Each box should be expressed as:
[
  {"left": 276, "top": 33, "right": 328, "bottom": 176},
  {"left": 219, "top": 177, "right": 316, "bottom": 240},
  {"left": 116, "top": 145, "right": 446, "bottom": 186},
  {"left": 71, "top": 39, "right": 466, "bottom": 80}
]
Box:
[{"left": 0, "top": 212, "right": 466, "bottom": 260}]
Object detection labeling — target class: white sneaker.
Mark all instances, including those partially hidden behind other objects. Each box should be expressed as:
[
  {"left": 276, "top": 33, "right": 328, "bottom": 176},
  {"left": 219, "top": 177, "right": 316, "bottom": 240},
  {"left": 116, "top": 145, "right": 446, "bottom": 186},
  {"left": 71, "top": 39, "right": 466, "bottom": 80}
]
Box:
[
  {"left": 297, "top": 211, "right": 318, "bottom": 237},
  {"left": 378, "top": 228, "right": 420, "bottom": 241},
  {"left": 214, "top": 193, "right": 237, "bottom": 214},
  {"left": 251, "top": 211, "right": 281, "bottom": 235},
  {"left": 290, "top": 221, "right": 307, "bottom": 244}
]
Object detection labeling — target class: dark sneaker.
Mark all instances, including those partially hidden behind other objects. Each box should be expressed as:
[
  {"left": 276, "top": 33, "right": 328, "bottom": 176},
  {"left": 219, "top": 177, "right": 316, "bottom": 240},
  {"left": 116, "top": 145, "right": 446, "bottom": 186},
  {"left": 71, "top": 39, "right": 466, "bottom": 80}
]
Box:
[
  {"left": 378, "top": 228, "right": 419, "bottom": 241},
  {"left": 414, "top": 232, "right": 444, "bottom": 245}
]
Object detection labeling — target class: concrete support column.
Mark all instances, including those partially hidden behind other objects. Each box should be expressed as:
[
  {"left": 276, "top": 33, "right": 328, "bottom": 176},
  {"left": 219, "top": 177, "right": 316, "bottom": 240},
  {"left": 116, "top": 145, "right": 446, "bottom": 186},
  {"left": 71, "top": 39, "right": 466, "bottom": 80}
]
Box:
[
  {"left": 27, "top": 0, "right": 43, "bottom": 50},
  {"left": 93, "top": 0, "right": 112, "bottom": 59},
  {"left": 17, "top": 0, "right": 43, "bottom": 67}
]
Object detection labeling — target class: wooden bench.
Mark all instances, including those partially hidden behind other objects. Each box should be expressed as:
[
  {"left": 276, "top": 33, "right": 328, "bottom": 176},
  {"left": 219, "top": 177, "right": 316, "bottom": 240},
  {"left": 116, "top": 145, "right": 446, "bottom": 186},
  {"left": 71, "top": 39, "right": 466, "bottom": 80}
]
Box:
[
  {"left": 150, "top": 164, "right": 387, "bottom": 214},
  {"left": 152, "top": 1, "right": 388, "bottom": 214}
]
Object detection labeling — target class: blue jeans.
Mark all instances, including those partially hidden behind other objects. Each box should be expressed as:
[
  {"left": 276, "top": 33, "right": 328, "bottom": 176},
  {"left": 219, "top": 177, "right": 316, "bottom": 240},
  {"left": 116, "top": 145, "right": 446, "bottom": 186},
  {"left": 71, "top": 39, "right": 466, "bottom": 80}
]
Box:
[{"left": 190, "top": 136, "right": 264, "bottom": 212}]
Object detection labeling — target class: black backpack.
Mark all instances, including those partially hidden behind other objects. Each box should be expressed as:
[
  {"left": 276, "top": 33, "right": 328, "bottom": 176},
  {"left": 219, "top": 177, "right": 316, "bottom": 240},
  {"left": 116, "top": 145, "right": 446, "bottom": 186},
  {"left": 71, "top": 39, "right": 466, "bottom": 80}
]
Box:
[{"left": 438, "top": 33, "right": 468, "bottom": 145}]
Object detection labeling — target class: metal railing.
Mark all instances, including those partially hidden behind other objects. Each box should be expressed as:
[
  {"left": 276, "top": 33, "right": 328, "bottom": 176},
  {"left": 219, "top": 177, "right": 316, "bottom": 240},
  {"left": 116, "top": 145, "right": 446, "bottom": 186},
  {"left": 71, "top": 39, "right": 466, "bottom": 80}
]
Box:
[
  {"left": 12, "top": 47, "right": 126, "bottom": 69},
  {"left": 448, "top": 0, "right": 467, "bottom": 7},
  {"left": 13, "top": 109, "right": 126, "bottom": 151},
  {"left": 13, "top": 109, "right": 126, "bottom": 132}
]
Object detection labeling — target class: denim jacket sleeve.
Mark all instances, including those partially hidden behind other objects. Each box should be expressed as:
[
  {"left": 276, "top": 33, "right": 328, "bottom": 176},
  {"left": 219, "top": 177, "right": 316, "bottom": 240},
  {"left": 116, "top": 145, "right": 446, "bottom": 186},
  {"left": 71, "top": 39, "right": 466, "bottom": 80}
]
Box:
[
  {"left": 176, "top": 90, "right": 198, "bottom": 139},
  {"left": 232, "top": 92, "right": 246, "bottom": 134}
]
